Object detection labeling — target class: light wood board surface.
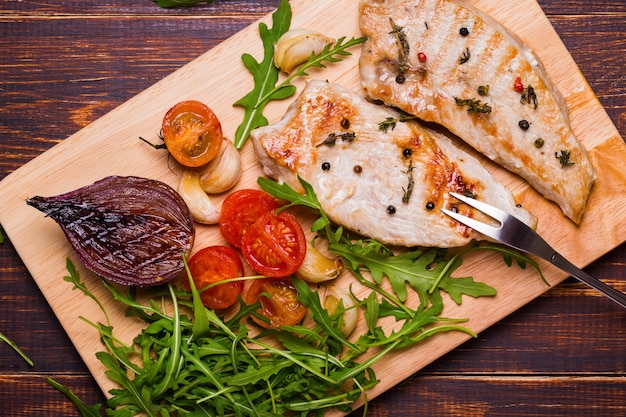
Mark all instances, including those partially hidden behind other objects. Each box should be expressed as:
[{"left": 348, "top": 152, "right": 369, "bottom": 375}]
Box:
[{"left": 0, "top": 0, "right": 625, "bottom": 414}]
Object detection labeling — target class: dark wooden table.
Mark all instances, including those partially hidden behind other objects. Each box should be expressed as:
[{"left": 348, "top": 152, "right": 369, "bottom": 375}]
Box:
[{"left": 1, "top": 1, "right": 625, "bottom": 415}]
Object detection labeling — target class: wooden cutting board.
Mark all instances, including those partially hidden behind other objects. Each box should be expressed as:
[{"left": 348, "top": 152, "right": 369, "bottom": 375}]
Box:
[{"left": 1, "top": 0, "right": 625, "bottom": 413}]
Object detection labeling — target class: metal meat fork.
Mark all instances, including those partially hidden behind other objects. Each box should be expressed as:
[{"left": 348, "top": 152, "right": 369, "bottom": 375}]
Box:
[{"left": 442, "top": 192, "right": 626, "bottom": 309}]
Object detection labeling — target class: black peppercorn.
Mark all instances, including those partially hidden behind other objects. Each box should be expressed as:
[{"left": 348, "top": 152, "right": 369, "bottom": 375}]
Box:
[
  {"left": 534, "top": 138, "right": 544, "bottom": 148},
  {"left": 460, "top": 27, "right": 470, "bottom": 36},
  {"left": 402, "top": 148, "right": 412, "bottom": 158},
  {"left": 519, "top": 119, "right": 530, "bottom": 130},
  {"left": 341, "top": 118, "right": 350, "bottom": 129},
  {"left": 426, "top": 202, "right": 435, "bottom": 210},
  {"left": 396, "top": 73, "right": 406, "bottom": 84},
  {"left": 450, "top": 206, "right": 458, "bottom": 213},
  {"left": 321, "top": 162, "right": 331, "bottom": 171},
  {"left": 353, "top": 165, "right": 362, "bottom": 174},
  {"left": 387, "top": 205, "right": 396, "bottom": 214}
]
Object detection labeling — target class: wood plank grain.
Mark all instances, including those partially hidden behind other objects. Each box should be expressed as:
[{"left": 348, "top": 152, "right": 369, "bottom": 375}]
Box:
[
  {"left": 3, "top": 0, "right": 625, "bottom": 15},
  {"left": 0, "top": 375, "right": 106, "bottom": 417},
  {"left": 0, "top": 0, "right": 280, "bottom": 16},
  {"left": 2, "top": 374, "right": 625, "bottom": 417},
  {"left": 359, "top": 376, "right": 626, "bottom": 416}
]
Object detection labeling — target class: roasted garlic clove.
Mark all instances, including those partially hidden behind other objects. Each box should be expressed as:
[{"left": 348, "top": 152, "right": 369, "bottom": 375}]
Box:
[
  {"left": 295, "top": 241, "right": 343, "bottom": 283},
  {"left": 178, "top": 170, "right": 220, "bottom": 224},
  {"left": 199, "top": 138, "right": 242, "bottom": 194},
  {"left": 324, "top": 285, "right": 358, "bottom": 337},
  {"left": 274, "top": 29, "right": 334, "bottom": 74}
]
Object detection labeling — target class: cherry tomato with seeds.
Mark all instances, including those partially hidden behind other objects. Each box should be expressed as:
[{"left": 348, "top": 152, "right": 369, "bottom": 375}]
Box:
[
  {"left": 162, "top": 100, "right": 223, "bottom": 168},
  {"left": 241, "top": 211, "right": 307, "bottom": 277},
  {"left": 187, "top": 245, "right": 244, "bottom": 310},
  {"left": 243, "top": 277, "right": 307, "bottom": 328},
  {"left": 219, "top": 189, "right": 280, "bottom": 248}
]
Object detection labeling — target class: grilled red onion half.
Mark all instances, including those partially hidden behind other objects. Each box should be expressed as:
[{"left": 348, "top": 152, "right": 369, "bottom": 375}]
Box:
[{"left": 27, "top": 176, "right": 195, "bottom": 287}]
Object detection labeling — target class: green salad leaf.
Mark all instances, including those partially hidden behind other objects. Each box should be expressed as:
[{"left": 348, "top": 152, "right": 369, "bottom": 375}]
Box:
[
  {"left": 0, "top": 331, "right": 34, "bottom": 367},
  {"left": 233, "top": 0, "right": 292, "bottom": 149},
  {"left": 151, "top": 0, "right": 213, "bottom": 8},
  {"left": 233, "top": 0, "right": 366, "bottom": 149},
  {"left": 46, "top": 378, "right": 102, "bottom": 417}
]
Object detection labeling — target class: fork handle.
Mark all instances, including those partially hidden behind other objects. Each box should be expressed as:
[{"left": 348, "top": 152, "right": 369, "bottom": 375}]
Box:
[{"left": 551, "top": 253, "right": 626, "bottom": 309}]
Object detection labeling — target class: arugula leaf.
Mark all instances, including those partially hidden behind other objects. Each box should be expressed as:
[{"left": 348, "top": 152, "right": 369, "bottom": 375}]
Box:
[
  {"left": 233, "top": 0, "right": 292, "bottom": 149},
  {"left": 258, "top": 176, "right": 330, "bottom": 232},
  {"left": 46, "top": 378, "right": 103, "bottom": 417},
  {"left": 330, "top": 237, "right": 496, "bottom": 305},
  {"left": 182, "top": 253, "right": 210, "bottom": 338},
  {"left": 0, "top": 331, "right": 33, "bottom": 367},
  {"left": 63, "top": 257, "right": 110, "bottom": 325},
  {"left": 292, "top": 277, "right": 360, "bottom": 353}
]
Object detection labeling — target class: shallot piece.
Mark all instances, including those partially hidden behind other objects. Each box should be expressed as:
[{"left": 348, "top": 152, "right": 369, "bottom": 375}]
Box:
[{"left": 26, "top": 176, "right": 195, "bottom": 287}]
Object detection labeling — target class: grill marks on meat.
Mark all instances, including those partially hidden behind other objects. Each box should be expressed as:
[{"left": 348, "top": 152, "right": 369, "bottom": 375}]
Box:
[
  {"left": 251, "top": 80, "right": 536, "bottom": 248},
  {"left": 359, "top": 0, "right": 596, "bottom": 224}
]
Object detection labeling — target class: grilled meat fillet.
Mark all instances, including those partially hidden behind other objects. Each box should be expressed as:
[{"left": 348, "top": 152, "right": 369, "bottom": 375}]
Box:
[
  {"left": 251, "top": 80, "right": 536, "bottom": 248},
  {"left": 359, "top": 0, "right": 596, "bottom": 224}
]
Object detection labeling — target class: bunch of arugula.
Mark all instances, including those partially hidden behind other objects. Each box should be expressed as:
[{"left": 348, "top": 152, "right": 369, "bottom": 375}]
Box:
[
  {"left": 53, "top": 260, "right": 398, "bottom": 415},
  {"left": 233, "top": 0, "right": 366, "bottom": 149}
]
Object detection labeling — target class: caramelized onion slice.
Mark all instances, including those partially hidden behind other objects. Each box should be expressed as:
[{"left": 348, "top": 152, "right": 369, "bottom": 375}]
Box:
[{"left": 26, "top": 176, "right": 195, "bottom": 287}]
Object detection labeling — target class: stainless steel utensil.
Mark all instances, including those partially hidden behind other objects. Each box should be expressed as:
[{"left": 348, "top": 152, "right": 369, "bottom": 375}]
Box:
[{"left": 442, "top": 192, "right": 626, "bottom": 308}]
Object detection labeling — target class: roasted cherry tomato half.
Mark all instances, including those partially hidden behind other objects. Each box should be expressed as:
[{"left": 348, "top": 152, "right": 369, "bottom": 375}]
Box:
[
  {"left": 187, "top": 246, "right": 244, "bottom": 310},
  {"left": 219, "top": 189, "right": 280, "bottom": 248},
  {"left": 243, "top": 277, "right": 307, "bottom": 328},
  {"left": 161, "top": 100, "right": 223, "bottom": 168},
  {"left": 241, "top": 211, "right": 307, "bottom": 277}
]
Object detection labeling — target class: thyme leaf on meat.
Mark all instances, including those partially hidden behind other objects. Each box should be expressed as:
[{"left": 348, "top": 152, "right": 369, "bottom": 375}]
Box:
[
  {"left": 402, "top": 161, "right": 415, "bottom": 204},
  {"left": 316, "top": 131, "right": 356, "bottom": 147},
  {"left": 233, "top": 0, "right": 365, "bottom": 149},
  {"left": 555, "top": 149, "right": 575, "bottom": 167},
  {"left": 389, "top": 18, "right": 410, "bottom": 74},
  {"left": 378, "top": 113, "right": 419, "bottom": 132},
  {"left": 521, "top": 85, "right": 538, "bottom": 109},
  {"left": 459, "top": 47, "right": 471, "bottom": 64},
  {"left": 454, "top": 97, "right": 492, "bottom": 114}
]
